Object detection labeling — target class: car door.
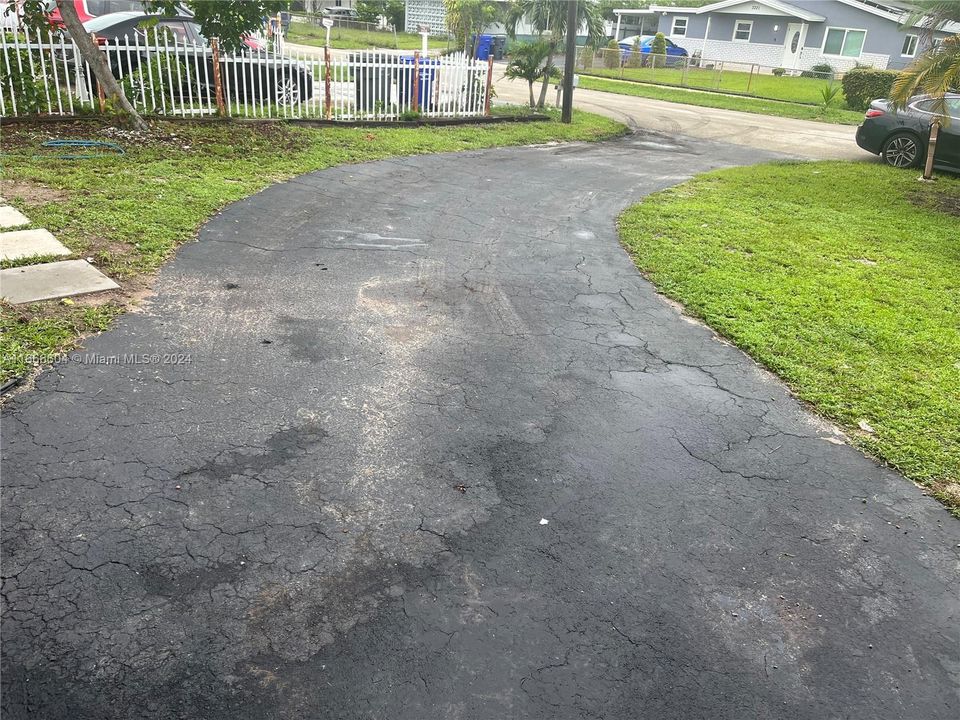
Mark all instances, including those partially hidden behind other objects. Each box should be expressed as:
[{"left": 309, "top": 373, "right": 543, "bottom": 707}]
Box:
[{"left": 936, "top": 98, "right": 960, "bottom": 170}]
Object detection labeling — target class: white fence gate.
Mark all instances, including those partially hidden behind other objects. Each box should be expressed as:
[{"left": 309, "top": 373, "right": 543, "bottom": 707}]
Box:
[{"left": 1, "top": 25, "right": 493, "bottom": 121}]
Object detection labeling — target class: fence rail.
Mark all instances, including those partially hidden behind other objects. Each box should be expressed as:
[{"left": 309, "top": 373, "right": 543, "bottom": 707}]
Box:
[{"left": 1, "top": 25, "right": 492, "bottom": 121}]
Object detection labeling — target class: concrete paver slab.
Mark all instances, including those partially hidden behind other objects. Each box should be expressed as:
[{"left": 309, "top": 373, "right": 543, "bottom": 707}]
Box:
[
  {"left": 0, "top": 259, "right": 117, "bottom": 303},
  {"left": 0, "top": 228, "right": 71, "bottom": 262},
  {"left": 0, "top": 206, "right": 31, "bottom": 229}
]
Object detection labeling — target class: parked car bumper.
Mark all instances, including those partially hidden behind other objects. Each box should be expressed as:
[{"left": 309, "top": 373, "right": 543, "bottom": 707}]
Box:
[{"left": 855, "top": 122, "right": 885, "bottom": 155}]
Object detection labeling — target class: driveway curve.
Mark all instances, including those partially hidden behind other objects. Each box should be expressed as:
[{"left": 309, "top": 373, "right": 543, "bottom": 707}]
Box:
[
  {"left": 2, "top": 134, "right": 957, "bottom": 720},
  {"left": 493, "top": 75, "right": 864, "bottom": 160}
]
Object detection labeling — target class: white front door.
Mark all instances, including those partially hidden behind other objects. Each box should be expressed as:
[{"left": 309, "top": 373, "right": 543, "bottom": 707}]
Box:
[{"left": 781, "top": 22, "right": 806, "bottom": 69}]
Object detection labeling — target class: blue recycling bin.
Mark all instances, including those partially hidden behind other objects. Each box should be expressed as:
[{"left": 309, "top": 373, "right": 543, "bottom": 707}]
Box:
[
  {"left": 397, "top": 56, "right": 439, "bottom": 110},
  {"left": 474, "top": 33, "right": 494, "bottom": 60}
]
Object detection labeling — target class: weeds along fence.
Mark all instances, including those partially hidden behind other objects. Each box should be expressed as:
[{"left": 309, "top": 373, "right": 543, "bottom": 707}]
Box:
[
  {"left": 578, "top": 47, "right": 843, "bottom": 106},
  {"left": 0, "top": 25, "right": 493, "bottom": 121}
]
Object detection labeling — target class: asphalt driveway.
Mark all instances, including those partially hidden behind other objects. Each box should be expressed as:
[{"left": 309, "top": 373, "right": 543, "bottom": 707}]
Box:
[
  {"left": 493, "top": 75, "right": 864, "bottom": 160},
  {"left": 2, "top": 133, "right": 957, "bottom": 719}
]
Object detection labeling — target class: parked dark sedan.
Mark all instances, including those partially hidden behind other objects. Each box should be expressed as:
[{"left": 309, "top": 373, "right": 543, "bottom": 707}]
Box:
[
  {"left": 83, "top": 11, "right": 313, "bottom": 105},
  {"left": 856, "top": 93, "right": 960, "bottom": 172}
]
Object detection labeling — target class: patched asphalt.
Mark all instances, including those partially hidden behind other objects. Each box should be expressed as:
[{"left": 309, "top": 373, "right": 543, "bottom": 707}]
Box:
[{"left": 2, "top": 133, "right": 958, "bottom": 719}]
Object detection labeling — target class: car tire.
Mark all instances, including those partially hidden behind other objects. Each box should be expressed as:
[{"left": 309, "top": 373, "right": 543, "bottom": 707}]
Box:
[{"left": 881, "top": 132, "right": 923, "bottom": 169}]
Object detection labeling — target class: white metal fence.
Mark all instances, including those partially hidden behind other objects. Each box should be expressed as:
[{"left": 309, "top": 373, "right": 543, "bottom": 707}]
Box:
[{"left": 1, "top": 25, "right": 492, "bottom": 121}]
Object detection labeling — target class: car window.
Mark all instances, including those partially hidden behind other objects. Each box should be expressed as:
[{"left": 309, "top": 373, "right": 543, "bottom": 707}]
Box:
[
  {"left": 158, "top": 20, "right": 189, "bottom": 42},
  {"left": 86, "top": 1, "right": 145, "bottom": 14},
  {"left": 914, "top": 98, "right": 960, "bottom": 119}
]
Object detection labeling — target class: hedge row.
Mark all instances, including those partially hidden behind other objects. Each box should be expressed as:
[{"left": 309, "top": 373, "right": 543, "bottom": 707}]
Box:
[{"left": 841, "top": 67, "right": 900, "bottom": 111}]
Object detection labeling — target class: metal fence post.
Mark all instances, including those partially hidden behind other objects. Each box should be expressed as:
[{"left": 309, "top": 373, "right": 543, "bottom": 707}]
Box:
[
  {"left": 210, "top": 37, "right": 226, "bottom": 116},
  {"left": 746, "top": 63, "right": 756, "bottom": 93},
  {"left": 484, "top": 55, "right": 493, "bottom": 116},
  {"left": 412, "top": 50, "right": 420, "bottom": 113}
]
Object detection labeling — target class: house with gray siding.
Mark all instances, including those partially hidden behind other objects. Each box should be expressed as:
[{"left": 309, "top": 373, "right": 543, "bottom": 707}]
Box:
[{"left": 645, "top": 0, "right": 959, "bottom": 72}]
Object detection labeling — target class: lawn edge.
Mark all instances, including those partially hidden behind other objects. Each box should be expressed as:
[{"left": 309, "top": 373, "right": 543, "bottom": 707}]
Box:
[{"left": 614, "top": 167, "right": 960, "bottom": 518}]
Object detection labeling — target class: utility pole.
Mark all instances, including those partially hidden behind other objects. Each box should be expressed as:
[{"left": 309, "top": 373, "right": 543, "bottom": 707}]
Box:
[{"left": 561, "top": 0, "right": 578, "bottom": 123}]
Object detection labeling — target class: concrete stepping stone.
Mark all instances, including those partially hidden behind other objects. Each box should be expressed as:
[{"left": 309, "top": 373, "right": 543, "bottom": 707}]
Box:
[
  {"left": 0, "top": 206, "right": 31, "bottom": 229},
  {"left": 0, "top": 229, "right": 71, "bottom": 262},
  {"left": 0, "top": 260, "right": 118, "bottom": 304}
]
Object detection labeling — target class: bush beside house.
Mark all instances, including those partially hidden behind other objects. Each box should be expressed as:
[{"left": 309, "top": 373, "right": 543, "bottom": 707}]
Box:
[{"left": 842, "top": 67, "right": 899, "bottom": 111}]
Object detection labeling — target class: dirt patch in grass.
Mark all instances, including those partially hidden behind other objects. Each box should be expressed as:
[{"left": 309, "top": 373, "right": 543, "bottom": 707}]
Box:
[
  {"left": 0, "top": 179, "right": 70, "bottom": 205},
  {"left": 909, "top": 189, "right": 960, "bottom": 217}
]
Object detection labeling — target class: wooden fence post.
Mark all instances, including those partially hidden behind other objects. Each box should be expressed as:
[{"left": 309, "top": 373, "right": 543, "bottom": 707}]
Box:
[
  {"left": 484, "top": 55, "right": 493, "bottom": 116},
  {"left": 211, "top": 37, "right": 226, "bottom": 117},
  {"left": 324, "top": 45, "right": 332, "bottom": 119},
  {"left": 91, "top": 33, "right": 105, "bottom": 112},
  {"left": 412, "top": 50, "right": 420, "bottom": 113}
]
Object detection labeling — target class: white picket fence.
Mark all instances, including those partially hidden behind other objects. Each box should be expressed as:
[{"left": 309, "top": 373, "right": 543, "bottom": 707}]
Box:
[{"left": 0, "top": 25, "right": 492, "bottom": 121}]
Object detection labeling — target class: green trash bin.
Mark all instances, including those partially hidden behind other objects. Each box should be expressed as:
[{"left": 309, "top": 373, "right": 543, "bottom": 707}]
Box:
[{"left": 351, "top": 53, "right": 393, "bottom": 113}]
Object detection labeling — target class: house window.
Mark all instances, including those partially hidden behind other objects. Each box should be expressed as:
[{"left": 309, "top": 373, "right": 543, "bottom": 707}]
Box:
[
  {"left": 822, "top": 27, "right": 867, "bottom": 58},
  {"left": 901, "top": 34, "right": 918, "bottom": 57},
  {"left": 671, "top": 17, "right": 688, "bottom": 37},
  {"left": 733, "top": 20, "right": 753, "bottom": 42}
]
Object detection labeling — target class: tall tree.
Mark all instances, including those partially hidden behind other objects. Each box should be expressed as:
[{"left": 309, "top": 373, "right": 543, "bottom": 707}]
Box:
[
  {"left": 504, "top": 0, "right": 606, "bottom": 109},
  {"left": 356, "top": 0, "right": 406, "bottom": 31},
  {"left": 444, "top": 0, "right": 501, "bottom": 55}
]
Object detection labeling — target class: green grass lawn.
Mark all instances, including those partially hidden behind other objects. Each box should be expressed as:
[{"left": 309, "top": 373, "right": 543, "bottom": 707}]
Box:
[
  {"left": 578, "top": 75, "right": 864, "bottom": 125},
  {"left": 618, "top": 162, "right": 960, "bottom": 512},
  {"left": 286, "top": 21, "right": 450, "bottom": 51},
  {"left": 583, "top": 64, "right": 839, "bottom": 105},
  {"left": 0, "top": 109, "right": 624, "bottom": 384}
]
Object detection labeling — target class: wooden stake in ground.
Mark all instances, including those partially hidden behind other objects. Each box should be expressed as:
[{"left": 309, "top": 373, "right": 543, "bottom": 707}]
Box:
[
  {"left": 923, "top": 120, "right": 940, "bottom": 180},
  {"left": 56, "top": 0, "right": 146, "bottom": 130},
  {"left": 211, "top": 38, "right": 226, "bottom": 117}
]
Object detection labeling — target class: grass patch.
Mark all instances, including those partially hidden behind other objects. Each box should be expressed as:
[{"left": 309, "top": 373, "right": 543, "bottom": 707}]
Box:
[
  {"left": 619, "top": 161, "right": 960, "bottom": 513},
  {"left": 579, "top": 75, "right": 863, "bottom": 125},
  {"left": 0, "top": 109, "right": 625, "bottom": 383},
  {"left": 286, "top": 22, "right": 450, "bottom": 51},
  {"left": 584, "top": 65, "right": 840, "bottom": 105}
]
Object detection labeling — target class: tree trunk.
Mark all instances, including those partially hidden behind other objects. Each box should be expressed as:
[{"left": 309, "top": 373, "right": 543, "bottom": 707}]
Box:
[
  {"left": 56, "top": 0, "right": 147, "bottom": 130},
  {"left": 528, "top": 80, "right": 535, "bottom": 107},
  {"left": 537, "top": 44, "right": 555, "bottom": 109}
]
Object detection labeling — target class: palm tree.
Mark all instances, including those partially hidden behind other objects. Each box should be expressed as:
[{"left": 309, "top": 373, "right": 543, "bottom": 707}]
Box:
[
  {"left": 504, "top": 0, "right": 606, "bottom": 109},
  {"left": 890, "top": 1, "right": 960, "bottom": 115},
  {"left": 503, "top": 40, "right": 559, "bottom": 106}
]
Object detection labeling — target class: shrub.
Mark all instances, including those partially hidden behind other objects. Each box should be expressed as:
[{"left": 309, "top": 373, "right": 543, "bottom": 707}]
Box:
[
  {"left": 772, "top": 67, "right": 786, "bottom": 77},
  {"left": 580, "top": 46, "right": 594, "bottom": 69},
  {"left": 801, "top": 62, "right": 835, "bottom": 79},
  {"left": 603, "top": 39, "right": 620, "bottom": 69},
  {"left": 841, "top": 66, "right": 899, "bottom": 111},
  {"left": 651, "top": 32, "right": 667, "bottom": 69},
  {"left": 626, "top": 37, "right": 642, "bottom": 68},
  {"left": 0, "top": 49, "right": 50, "bottom": 114}
]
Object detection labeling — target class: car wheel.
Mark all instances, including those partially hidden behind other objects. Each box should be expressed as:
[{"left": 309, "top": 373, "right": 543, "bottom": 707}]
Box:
[
  {"left": 881, "top": 132, "right": 922, "bottom": 169},
  {"left": 275, "top": 75, "right": 301, "bottom": 106}
]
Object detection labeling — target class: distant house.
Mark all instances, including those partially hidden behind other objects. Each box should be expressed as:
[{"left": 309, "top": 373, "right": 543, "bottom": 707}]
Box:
[{"left": 634, "top": 0, "right": 959, "bottom": 72}]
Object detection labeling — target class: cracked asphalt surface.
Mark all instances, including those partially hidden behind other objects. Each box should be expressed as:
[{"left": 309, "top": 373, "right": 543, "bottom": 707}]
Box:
[{"left": 3, "top": 132, "right": 959, "bottom": 719}]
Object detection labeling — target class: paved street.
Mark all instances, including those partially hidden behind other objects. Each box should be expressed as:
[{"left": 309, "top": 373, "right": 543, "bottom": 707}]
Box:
[{"left": 2, "top": 134, "right": 957, "bottom": 719}]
